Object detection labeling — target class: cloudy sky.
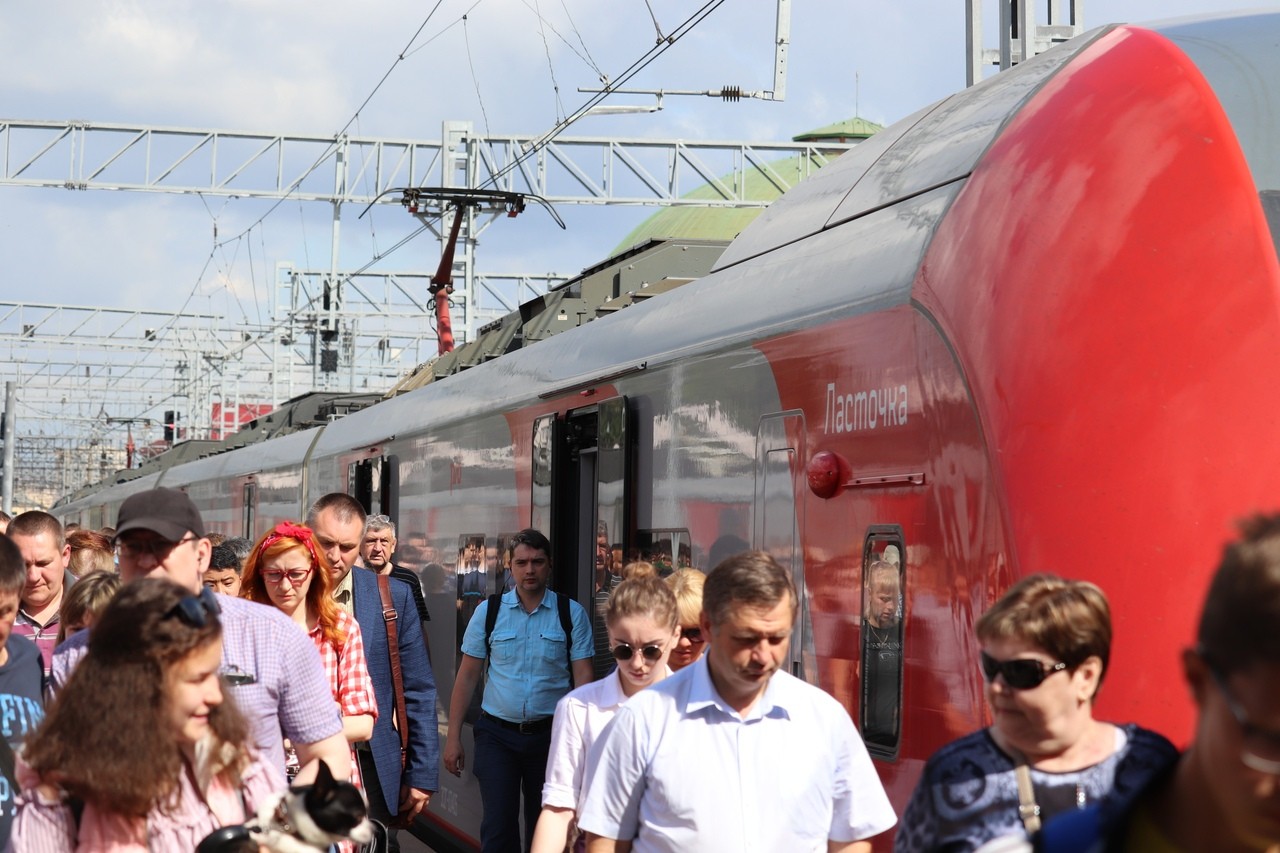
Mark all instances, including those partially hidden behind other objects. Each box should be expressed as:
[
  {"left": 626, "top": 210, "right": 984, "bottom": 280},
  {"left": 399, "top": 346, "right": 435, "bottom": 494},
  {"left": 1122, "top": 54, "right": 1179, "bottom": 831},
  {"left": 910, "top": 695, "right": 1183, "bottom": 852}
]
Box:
[{"left": 0, "top": 0, "right": 1256, "bottom": 465}]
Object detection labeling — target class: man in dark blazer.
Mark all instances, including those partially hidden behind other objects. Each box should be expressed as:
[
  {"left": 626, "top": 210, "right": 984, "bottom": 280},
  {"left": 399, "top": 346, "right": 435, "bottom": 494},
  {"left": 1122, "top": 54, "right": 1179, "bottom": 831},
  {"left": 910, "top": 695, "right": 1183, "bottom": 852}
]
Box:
[{"left": 309, "top": 493, "right": 440, "bottom": 852}]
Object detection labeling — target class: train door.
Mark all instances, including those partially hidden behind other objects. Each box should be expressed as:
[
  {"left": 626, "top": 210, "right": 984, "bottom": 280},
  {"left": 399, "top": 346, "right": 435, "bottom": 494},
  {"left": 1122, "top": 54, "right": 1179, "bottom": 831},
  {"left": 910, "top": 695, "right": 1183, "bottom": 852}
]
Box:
[
  {"left": 347, "top": 454, "right": 401, "bottom": 523},
  {"left": 531, "top": 396, "right": 632, "bottom": 679},
  {"left": 242, "top": 481, "right": 256, "bottom": 538},
  {"left": 754, "top": 411, "right": 810, "bottom": 682}
]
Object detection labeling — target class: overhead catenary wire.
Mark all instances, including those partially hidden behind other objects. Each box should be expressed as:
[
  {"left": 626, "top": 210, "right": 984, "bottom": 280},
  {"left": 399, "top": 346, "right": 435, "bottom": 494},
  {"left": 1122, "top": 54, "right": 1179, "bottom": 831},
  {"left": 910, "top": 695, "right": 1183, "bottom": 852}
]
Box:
[
  {"left": 214, "top": 0, "right": 451, "bottom": 251},
  {"left": 557, "top": 0, "right": 604, "bottom": 80},
  {"left": 107, "top": 0, "right": 726, "bottom": 438},
  {"left": 481, "top": 0, "right": 726, "bottom": 190},
  {"left": 463, "top": 15, "right": 495, "bottom": 140},
  {"left": 532, "top": 0, "right": 568, "bottom": 122}
]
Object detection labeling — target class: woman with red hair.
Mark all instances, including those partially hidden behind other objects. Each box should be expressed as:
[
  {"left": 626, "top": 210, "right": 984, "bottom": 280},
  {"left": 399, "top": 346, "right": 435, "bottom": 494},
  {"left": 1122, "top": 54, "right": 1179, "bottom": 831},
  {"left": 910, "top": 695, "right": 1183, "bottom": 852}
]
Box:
[{"left": 241, "top": 521, "right": 377, "bottom": 791}]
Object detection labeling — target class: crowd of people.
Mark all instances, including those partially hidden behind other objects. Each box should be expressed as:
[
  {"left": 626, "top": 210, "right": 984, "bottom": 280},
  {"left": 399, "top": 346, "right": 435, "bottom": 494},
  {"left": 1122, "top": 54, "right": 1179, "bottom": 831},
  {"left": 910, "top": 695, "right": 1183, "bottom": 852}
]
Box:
[{"left": 0, "top": 497, "right": 1277, "bottom": 852}]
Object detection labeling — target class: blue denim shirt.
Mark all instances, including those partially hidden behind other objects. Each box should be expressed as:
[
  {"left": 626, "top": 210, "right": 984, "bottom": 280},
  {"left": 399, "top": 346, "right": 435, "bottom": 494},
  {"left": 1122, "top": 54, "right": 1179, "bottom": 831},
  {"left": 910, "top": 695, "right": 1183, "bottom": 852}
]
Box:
[{"left": 461, "top": 588, "right": 593, "bottom": 721}]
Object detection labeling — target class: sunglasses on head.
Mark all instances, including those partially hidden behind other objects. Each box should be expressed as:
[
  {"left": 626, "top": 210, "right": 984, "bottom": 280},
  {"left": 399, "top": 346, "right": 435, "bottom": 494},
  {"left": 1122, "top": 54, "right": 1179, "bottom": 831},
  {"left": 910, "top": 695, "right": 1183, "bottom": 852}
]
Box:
[
  {"left": 980, "top": 651, "right": 1068, "bottom": 690},
  {"left": 165, "top": 586, "right": 222, "bottom": 629},
  {"left": 612, "top": 642, "right": 664, "bottom": 663}
]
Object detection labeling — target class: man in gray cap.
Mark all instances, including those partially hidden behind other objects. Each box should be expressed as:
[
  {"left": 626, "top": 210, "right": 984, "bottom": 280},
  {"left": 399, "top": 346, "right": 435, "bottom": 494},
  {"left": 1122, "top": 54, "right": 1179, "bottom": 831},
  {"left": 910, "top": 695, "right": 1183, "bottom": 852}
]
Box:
[{"left": 50, "top": 487, "right": 350, "bottom": 783}]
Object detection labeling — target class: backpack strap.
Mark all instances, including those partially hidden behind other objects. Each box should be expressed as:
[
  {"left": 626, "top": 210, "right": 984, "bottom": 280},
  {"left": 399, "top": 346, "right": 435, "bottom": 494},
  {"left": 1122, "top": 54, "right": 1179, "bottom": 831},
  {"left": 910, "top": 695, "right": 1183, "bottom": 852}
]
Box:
[
  {"left": 557, "top": 591, "right": 574, "bottom": 683},
  {"left": 483, "top": 593, "right": 502, "bottom": 675},
  {"left": 377, "top": 574, "right": 409, "bottom": 769}
]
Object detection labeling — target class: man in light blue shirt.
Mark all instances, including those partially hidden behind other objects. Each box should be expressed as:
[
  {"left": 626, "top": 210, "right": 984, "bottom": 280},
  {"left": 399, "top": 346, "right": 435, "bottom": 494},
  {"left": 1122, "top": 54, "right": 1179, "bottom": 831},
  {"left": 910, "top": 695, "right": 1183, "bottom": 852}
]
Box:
[{"left": 444, "top": 528, "right": 593, "bottom": 853}]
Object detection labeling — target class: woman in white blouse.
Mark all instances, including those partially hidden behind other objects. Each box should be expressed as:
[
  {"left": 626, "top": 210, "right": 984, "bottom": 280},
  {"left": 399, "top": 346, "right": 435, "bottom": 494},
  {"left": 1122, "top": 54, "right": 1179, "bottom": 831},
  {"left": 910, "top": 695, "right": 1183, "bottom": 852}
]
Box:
[{"left": 530, "top": 575, "right": 680, "bottom": 853}]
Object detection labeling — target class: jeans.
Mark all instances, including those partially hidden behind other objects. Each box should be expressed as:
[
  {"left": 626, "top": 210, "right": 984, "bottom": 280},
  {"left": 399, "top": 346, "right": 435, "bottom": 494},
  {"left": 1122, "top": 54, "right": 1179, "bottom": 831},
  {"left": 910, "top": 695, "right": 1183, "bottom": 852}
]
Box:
[{"left": 473, "top": 714, "right": 553, "bottom": 853}]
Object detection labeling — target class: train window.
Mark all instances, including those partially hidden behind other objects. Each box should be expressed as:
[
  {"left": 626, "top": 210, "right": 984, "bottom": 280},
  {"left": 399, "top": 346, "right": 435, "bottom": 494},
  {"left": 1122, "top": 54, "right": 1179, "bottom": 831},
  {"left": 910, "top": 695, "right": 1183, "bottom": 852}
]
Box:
[
  {"left": 531, "top": 415, "right": 554, "bottom": 536},
  {"left": 455, "top": 532, "right": 519, "bottom": 724},
  {"left": 242, "top": 483, "right": 255, "bottom": 539},
  {"left": 348, "top": 459, "right": 375, "bottom": 516},
  {"left": 456, "top": 534, "right": 489, "bottom": 650},
  {"left": 861, "top": 526, "right": 904, "bottom": 758},
  {"left": 633, "top": 529, "right": 692, "bottom": 576},
  {"left": 584, "top": 527, "right": 692, "bottom": 679}
]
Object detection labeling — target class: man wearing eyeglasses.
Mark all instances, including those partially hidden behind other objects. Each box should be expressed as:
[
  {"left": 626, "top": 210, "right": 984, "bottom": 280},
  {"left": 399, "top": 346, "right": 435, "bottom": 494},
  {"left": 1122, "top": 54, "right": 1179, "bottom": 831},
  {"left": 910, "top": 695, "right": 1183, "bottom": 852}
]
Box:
[
  {"left": 579, "top": 551, "right": 895, "bottom": 853},
  {"left": 444, "top": 528, "right": 594, "bottom": 853},
  {"left": 48, "top": 487, "right": 350, "bottom": 787},
  {"left": 309, "top": 494, "right": 439, "bottom": 853},
  {"left": 1036, "top": 515, "right": 1280, "bottom": 852}
]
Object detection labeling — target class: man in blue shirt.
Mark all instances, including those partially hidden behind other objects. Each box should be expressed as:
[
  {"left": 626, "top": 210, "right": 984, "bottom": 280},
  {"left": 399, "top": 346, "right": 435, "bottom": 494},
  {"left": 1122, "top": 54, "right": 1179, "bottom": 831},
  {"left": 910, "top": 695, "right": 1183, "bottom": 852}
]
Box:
[{"left": 444, "top": 528, "right": 593, "bottom": 853}]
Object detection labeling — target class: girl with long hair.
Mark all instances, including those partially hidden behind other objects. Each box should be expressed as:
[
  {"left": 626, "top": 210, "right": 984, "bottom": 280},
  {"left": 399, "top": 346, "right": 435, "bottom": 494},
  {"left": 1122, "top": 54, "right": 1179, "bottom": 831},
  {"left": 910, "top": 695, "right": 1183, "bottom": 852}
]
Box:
[
  {"left": 12, "top": 577, "right": 284, "bottom": 849},
  {"left": 530, "top": 576, "right": 680, "bottom": 853},
  {"left": 239, "top": 521, "right": 376, "bottom": 789}
]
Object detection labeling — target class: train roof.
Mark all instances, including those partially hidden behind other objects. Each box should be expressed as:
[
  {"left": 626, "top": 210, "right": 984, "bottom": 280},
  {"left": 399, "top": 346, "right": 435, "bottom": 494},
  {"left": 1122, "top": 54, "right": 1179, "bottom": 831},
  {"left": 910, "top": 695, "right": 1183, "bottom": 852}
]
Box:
[
  {"left": 57, "top": 9, "right": 1280, "bottom": 507},
  {"left": 718, "top": 10, "right": 1280, "bottom": 271}
]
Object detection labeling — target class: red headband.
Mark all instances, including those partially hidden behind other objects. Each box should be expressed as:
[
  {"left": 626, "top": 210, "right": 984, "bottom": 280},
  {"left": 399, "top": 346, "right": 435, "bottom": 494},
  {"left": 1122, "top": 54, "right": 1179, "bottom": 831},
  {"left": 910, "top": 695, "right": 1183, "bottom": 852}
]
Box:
[{"left": 260, "top": 521, "right": 322, "bottom": 569}]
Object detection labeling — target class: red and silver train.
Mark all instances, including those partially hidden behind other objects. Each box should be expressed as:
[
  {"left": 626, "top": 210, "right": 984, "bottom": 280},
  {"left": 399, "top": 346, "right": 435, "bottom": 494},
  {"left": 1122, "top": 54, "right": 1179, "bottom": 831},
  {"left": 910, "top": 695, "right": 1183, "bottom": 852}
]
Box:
[{"left": 54, "top": 10, "right": 1280, "bottom": 849}]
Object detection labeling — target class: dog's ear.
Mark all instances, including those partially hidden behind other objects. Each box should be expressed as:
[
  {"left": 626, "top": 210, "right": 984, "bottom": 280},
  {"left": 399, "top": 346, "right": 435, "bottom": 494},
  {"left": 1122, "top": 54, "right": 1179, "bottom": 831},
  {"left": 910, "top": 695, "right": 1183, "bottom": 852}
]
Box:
[{"left": 313, "top": 760, "right": 335, "bottom": 790}]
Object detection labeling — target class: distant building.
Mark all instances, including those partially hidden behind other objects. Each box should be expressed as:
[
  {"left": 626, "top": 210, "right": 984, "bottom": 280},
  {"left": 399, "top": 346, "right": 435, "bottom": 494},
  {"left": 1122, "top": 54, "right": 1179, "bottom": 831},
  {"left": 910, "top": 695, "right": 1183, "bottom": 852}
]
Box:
[{"left": 612, "top": 116, "right": 883, "bottom": 254}]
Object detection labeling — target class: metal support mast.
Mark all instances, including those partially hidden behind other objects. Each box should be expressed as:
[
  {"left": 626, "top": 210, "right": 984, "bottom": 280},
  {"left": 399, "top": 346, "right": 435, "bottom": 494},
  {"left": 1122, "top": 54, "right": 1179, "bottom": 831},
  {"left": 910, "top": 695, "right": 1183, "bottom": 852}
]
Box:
[{"left": 966, "top": 0, "right": 1084, "bottom": 86}]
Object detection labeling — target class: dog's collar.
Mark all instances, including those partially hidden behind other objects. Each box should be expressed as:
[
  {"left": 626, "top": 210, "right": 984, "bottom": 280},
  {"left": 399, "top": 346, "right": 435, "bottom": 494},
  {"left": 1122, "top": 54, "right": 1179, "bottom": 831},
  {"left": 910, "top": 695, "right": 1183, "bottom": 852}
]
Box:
[{"left": 272, "top": 797, "right": 296, "bottom": 835}]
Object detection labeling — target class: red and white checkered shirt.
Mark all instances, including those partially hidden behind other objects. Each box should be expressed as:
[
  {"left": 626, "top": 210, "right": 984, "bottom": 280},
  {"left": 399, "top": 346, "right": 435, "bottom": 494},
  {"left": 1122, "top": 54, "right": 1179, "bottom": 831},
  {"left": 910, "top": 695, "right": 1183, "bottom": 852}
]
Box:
[{"left": 307, "top": 609, "right": 378, "bottom": 794}]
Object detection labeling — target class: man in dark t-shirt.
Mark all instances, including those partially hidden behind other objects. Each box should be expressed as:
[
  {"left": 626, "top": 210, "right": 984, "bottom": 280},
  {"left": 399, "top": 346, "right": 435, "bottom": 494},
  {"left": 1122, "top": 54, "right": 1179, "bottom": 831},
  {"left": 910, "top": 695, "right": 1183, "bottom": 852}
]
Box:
[{"left": 0, "top": 536, "right": 46, "bottom": 847}]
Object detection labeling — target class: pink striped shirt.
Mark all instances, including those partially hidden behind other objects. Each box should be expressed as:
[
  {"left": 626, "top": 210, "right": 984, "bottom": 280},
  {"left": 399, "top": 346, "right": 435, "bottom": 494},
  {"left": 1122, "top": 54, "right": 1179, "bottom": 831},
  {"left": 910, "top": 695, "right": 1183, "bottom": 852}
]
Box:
[{"left": 7, "top": 750, "right": 284, "bottom": 851}]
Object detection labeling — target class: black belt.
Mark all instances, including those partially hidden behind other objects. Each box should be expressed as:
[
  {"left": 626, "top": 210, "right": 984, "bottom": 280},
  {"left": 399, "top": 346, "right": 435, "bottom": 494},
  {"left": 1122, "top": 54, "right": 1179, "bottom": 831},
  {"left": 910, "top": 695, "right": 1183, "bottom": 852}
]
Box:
[{"left": 482, "top": 712, "right": 553, "bottom": 734}]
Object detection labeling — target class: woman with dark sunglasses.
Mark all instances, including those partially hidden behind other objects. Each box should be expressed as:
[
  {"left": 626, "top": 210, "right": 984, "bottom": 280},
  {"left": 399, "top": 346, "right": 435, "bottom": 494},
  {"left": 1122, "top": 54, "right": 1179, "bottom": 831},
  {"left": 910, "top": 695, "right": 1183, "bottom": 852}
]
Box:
[
  {"left": 239, "top": 522, "right": 377, "bottom": 798},
  {"left": 11, "top": 578, "right": 285, "bottom": 849},
  {"left": 894, "top": 574, "right": 1176, "bottom": 852},
  {"left": 665, "top": 568, "right": 708, "bottom": 671},
  {"left": 530, "top": 576, "right": 679, "bottom": 853}
]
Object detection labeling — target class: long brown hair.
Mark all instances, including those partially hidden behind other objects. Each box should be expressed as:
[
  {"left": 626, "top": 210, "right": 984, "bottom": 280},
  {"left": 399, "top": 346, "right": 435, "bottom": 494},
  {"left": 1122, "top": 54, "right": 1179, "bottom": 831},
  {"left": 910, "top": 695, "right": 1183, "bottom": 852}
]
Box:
[
  {"left": 240, "top": 521, "right": 346, "bottom": 650},
  {"left": 24, "top": 578, "right": 251, "bottom": 817}
]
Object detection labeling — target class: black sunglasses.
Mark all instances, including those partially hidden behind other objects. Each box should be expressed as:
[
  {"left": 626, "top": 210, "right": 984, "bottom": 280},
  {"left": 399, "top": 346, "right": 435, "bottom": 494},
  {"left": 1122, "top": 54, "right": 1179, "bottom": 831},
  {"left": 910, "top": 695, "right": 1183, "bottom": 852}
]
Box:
[
  {"left": 165, "top": 586, "right": 222, "bottom": 629},
  {"left": 680, "top": 626, "right": 703, "bottom": 643},
  {"left": 980, "top": 651, "right": 1068, "bottom": 690},
  {"left": 612, "top": 642, "right": 664, "bottom": 663}
]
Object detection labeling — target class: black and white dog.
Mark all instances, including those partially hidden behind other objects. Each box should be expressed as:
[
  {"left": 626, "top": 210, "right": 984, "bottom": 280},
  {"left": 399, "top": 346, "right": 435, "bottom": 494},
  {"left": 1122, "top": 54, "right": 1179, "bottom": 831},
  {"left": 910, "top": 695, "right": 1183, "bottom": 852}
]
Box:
[{"left": 198, "top": 760, "right": 376, "bottom": 853}]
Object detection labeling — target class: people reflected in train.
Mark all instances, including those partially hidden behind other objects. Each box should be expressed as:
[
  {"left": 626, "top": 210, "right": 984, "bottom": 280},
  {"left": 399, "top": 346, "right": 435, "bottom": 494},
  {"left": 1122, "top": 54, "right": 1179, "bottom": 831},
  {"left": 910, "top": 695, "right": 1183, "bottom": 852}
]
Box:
[
  {"left": 11, "top": 578, "right": 285, "bottom": 849},
  {"left": 1034, "top": 515, "right": 1280, "bottom": 852},
  {"left": 456, "top": 537, "right": 487, "bottom": 652},
  {"left": 530, "top": 576, "right": 679, "bottom": 853},
  {"left": 894, "top": 574, "right": 1177, "bottom": 852},
  {"left": 665, "top": 567, "right": 707, "bottom": 672},
  {"left": 861, "top": 560, "right": 902, "bottom": 745}
]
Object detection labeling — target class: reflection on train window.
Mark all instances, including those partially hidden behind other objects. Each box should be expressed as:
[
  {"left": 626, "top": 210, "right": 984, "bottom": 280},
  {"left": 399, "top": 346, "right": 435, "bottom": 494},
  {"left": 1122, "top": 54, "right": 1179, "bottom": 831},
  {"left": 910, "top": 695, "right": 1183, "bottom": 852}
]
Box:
[
  {"left": 455, "top": 534, "right": 488, "bottom": 659},
  {"left": 633, "top": 529, "right": 693, "bottom": 577},
  {"left": 861, "top": 527, "right": 904, "bottom": 758},
  {"left": 586, "top": 527, "right": 693, "bottom": 679},
  {"left": 455, "top": 533, "right": 518, "bottom": 636}
]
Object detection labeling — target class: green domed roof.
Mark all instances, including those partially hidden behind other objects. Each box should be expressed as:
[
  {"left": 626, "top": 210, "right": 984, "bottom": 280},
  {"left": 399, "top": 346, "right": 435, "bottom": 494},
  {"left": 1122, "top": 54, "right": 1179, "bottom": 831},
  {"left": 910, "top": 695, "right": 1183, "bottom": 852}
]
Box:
[
  {"left": 613, "top": 116, "right": 881, "bottom": 254},
  {"left": 792, "top": 116, "right": 884, "bottom": 143}
]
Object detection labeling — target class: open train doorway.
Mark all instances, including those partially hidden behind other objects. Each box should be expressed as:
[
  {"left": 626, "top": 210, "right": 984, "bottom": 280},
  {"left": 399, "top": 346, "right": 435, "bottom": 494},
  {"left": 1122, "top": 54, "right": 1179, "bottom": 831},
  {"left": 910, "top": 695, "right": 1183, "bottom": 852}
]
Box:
[{"left": 531, "top": 396, "right": 632, "bottom": 679}]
